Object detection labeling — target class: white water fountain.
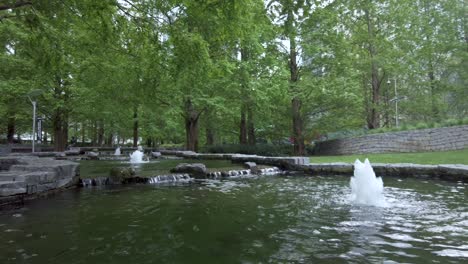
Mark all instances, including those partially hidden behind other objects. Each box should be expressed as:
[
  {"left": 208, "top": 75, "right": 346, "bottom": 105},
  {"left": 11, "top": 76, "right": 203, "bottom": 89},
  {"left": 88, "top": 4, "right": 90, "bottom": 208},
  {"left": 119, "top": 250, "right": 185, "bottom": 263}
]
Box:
[
  {"left": 129, "top": 146, "right": 147, "bottom": 164},
  {"left": 114, "top": 146, "right": 121, "bottom": 156},
  {"left": 350, "top": 159, "right": 385, "bottom": 206}
]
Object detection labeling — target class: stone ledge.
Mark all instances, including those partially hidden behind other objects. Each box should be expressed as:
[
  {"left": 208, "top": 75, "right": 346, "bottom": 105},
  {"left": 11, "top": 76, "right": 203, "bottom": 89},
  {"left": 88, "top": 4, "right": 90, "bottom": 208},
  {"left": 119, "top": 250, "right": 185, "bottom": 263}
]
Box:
[
  {"left": 0, "top": 156, "right": 79, "bottom": 200},
  {"left": 159, "top": 150, "right": 467, "bottom": 182},
  {"left": 295, "top": 162, "right": 468, "bottom": 182}
]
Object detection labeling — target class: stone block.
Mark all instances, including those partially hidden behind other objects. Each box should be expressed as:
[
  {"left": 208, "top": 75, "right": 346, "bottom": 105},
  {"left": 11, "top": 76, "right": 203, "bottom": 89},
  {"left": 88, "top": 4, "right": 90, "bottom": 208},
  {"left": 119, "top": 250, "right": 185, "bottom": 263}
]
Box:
[
  {"left": 151, "top": 151, "right": 162, "bottom": 158},
  {"left": 244, "top": 162, "right": 258, "bottom": 174},
  {"left": 170, "top": 163, "right": 207, "bottom": 178}
]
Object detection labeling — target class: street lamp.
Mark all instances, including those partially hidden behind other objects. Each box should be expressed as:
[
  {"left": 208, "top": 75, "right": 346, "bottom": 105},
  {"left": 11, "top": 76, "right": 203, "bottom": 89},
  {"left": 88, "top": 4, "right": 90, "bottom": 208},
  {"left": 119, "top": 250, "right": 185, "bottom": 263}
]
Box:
[
  {"left": 27, "top": 97, "right": 37, "bottom": 153},
  {"left": 27, "top": 89, "right": 43, "bottom": 153},
  {"left": 388, "top": 79, "right": 407, "bottom": 128}
]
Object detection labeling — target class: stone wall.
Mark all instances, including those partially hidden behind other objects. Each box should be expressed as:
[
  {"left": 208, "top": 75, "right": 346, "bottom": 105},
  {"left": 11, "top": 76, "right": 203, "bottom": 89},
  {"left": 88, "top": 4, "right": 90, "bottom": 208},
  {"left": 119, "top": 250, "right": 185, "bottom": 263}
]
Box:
[{"left": 313, "top": 125, "right": 468, "bottom": 155}]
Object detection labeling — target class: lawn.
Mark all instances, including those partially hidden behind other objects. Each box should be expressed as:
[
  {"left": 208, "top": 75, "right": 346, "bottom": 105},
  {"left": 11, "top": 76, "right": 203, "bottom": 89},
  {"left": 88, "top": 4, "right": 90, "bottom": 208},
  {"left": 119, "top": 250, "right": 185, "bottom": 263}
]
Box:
[{"left": 310, "top": 148, "right": 468, "bottom": 165}]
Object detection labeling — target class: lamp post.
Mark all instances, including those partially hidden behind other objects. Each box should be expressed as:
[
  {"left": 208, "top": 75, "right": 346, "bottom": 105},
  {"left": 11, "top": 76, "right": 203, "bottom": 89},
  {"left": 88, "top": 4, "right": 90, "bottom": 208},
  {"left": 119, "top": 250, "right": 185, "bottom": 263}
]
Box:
[
  {"left": 389, "top": 79, "right": 398, "bottom": 127},
  {"left": 27, "top": 89, "right": 42, "bottom": 153},
  {"left": 28, "top": 98, "right": 37, "bottom": 153},
  {"left": 388, "top": 78, "right": 407, "bottom": 128}
]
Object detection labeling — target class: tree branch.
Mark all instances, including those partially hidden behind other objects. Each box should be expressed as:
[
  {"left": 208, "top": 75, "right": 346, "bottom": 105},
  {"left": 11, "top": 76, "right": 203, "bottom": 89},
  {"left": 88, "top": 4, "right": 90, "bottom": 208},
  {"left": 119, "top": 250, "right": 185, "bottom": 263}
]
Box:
[{"left": 0, "top": 0, "right": 32, "bottom": 11}]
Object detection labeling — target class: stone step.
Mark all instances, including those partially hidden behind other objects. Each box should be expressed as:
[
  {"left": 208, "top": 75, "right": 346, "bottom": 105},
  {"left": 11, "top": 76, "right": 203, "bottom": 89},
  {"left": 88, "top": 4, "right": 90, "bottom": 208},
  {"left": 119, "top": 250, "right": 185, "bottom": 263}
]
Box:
[
  {"left": 0, "top": 180, "right": 26, "bottom": 196},
  {"left": 0, "top": 172, "right": 25, "bottom": 182},
  {"left": 22, "top": 171, "right": 59, "bottom": 184},
  {"left": 9, "top": 164, "right": 56, "bottom": 172}
]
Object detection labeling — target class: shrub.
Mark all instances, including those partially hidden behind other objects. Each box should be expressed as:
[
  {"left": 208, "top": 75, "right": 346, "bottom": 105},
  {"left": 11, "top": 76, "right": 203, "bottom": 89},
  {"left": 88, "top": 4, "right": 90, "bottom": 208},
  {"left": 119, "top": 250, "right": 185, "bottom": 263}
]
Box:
[
  {"left": 443, "top": 119, "right": 456, "bottom": 126},
  {"left": 463, "top": 117, "right": 468, "bottom": 125},
  {"left": 159, "top": 143, "right": 184, "bottom": 150},
  {"left": 415, "top": 122, "right": 429, "bottom": 129},
  {"left": 201, "top": 144, "right": 294, "bottom": 156}
]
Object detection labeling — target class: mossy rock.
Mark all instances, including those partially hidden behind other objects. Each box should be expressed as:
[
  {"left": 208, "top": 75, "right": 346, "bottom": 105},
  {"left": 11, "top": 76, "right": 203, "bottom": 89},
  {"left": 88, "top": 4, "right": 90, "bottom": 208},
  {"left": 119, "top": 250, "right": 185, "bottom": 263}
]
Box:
[{"left": 109, "top": 167, "right": 136, "bottom": 184}]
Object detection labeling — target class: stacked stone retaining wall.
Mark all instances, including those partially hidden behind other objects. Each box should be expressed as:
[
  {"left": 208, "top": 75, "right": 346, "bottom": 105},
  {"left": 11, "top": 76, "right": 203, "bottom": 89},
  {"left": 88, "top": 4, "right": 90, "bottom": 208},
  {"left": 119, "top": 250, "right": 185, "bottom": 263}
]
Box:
[{"left": 313, "top": 125, "right": 468, "bottom": 155}]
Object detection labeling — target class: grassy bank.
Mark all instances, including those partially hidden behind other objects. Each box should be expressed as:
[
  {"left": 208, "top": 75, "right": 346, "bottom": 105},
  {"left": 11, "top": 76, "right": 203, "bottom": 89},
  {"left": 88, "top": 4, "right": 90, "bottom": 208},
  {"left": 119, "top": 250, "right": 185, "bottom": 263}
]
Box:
[{"left": 310, "top": 148, "right": 468, "bottom": 165}]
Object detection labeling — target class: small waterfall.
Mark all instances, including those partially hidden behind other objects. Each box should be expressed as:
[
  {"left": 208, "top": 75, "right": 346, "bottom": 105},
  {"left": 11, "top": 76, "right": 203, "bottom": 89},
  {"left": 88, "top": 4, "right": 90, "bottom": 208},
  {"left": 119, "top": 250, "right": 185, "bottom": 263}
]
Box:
[
  {"left": 207, "top": 167, "right": 282, "bottom": 178},
  {"left": 224, "top": 169, "right": 251, "bottom": 177},
  {"left": 148, "top": 174, "right": 191, "bottom": 184},
  {"left": 80, "top": 178, "right": 93, "bottom": 187},
  {"left": 80, "top": 177, "right": 109, "bottom": 187},
  {"left": 350, "top": 159, "right": 385, "bottom": 206},
  {"left": 207, "top": 171, "right": 223, "bottom": 178},
  {"left": 114, "top": 147, "right": 121, "bottom": 156},
  {"left": 259, "top": 167, "right": 281, "bottom": 175}
]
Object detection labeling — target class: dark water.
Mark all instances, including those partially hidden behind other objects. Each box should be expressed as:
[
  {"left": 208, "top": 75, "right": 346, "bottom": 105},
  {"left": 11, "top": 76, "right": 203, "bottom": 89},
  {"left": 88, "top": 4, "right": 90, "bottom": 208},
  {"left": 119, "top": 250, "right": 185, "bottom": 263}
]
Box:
[{"left": 0, "top": 176, "right": 467, "bottom": 263}]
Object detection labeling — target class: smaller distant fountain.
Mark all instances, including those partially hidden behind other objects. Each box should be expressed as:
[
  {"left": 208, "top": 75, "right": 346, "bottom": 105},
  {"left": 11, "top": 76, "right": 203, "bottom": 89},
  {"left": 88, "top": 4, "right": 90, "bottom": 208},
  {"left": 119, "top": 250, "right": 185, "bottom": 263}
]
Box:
[
  {"left": 114, "top": 146, "right": 121, "bottom": 156},
  {"left": 350, "top": 159, "right": 385, "bottom": 206},
  {"left": 129, "top": 146, "right": 147, "bottom": 164}
]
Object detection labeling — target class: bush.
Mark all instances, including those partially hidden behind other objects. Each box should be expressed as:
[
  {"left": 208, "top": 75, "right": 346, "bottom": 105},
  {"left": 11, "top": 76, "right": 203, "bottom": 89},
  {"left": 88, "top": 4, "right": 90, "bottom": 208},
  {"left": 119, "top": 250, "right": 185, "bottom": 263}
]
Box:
[
  {"left": 201, "top": 143, "right": 295, "bottom": 156},
  {"left": 415, "top": 122, "right": 429, "bottom": 129},
  {"left": 463, "top": 117, "right": 468, "bottom": 125},
  {"left": 444, "top": 118, "right": 459, "bottom": 127},
  {"left": 159, "top": 143, "right": 184, "bottom": 150}
]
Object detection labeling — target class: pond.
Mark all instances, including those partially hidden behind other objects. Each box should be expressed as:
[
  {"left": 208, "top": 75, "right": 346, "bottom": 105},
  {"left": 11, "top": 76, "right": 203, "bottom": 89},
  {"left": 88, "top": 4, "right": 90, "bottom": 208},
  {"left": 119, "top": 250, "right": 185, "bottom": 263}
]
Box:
[{"left": 0, "top": 171, "right": 467, "bottom": 263}]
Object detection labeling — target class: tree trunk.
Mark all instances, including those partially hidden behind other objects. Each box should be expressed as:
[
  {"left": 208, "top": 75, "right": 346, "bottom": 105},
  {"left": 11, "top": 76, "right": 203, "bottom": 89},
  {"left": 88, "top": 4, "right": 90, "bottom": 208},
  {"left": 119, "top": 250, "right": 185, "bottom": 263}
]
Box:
[
  {"left": 247, "top": 105, "right": 256, "bottom": 145},
  {"left": 81, "top": 122, "right": 86, "bottom": 144},
  {"left": 64, "top": 112, "right": 69, "bottom": 147},
  {"left": 91, "top": 121, "right": 97, "bottom": 146},
  {"left": 105, "top": 132, "right": 113, "bottom": 146},
  {"left": 292, "top": 97, "right": 304, "bottom": 154},
  {"left": 0, "top": 1, "right": 32, "bottom": 11},
  {"left": 133, "top": 107, "right": 138, "bottom": 147},
  {"left": 7, "top": 114, "right": 15, "bottom": 144},
  {"left": 52, "top": 79, "right": 68, "bottom": 151},
  {"left": 184, "top": 98, "right": 200, "bottom": 152},
  {"left": 365, "top": 8, "right": 380, "bottom": 129},
  {"left": 289, "top": 34, "right": 305, "bottom": 155},
  {"left": 428, "top": 64, "right": 439, "bottom": 121},
  {"left": 97, "top": 120, "right": 104, "bottom": 146},
  {"left": 53, "top": 109, "right": 67, "bottom": 151},
  {"left": 206, "top": 128, "right": 215, "bottom": 145},
  {"left": 239, "top": 46, "right": 250, "bottom": 146},
  {"left": 368, "top": 61, "right": 380, "bottom": 129},
  {"left": 205, "top": 109, "right": 215, "bottom": 145},
  {"left": 146, "top": 138, "right": 153, "bottom": 148},
  {"left": 239, "top": 105, "right": 247, "bottom": 144}
]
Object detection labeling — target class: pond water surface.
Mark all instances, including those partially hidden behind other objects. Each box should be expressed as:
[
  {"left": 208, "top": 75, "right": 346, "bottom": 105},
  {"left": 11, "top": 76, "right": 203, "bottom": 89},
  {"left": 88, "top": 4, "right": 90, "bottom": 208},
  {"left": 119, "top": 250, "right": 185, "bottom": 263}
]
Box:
[{"left": 0, "top": 174, "right": 467, "bottom": 263}]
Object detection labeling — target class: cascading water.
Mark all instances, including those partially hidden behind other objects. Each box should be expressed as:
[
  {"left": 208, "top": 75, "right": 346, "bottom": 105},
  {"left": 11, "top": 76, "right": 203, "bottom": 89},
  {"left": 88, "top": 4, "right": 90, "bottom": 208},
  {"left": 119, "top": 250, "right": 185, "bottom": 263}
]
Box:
[
  {"left": 148, "top": 174, "right": 191, "bottom": 184},
  {"left": 114, "top": 147, "right": 121, "bottom": 156},
  {"left": 206, "top": 167, "right": 282, "bottom": 178},
  {"left": 350, "top": 159, "right": 385, "bottom": 206}
]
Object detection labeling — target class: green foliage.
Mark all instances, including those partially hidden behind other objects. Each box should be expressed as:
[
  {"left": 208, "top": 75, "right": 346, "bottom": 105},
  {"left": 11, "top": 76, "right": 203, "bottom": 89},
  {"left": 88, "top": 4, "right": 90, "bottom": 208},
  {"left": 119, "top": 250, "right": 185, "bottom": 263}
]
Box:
[
  {"left": 201, "top": 144, "right": 294, "bottom": 156},
  {"left": 0, "top": 0, "right": 466, "bottom": 151}
]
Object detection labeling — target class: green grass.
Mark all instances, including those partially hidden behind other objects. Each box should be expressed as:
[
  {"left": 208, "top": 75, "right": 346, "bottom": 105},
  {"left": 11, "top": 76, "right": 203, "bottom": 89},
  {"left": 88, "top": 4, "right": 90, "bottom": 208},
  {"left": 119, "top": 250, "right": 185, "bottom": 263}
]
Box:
[{"left": 310, "top": 148, "right": 468, "bottom": 165}]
